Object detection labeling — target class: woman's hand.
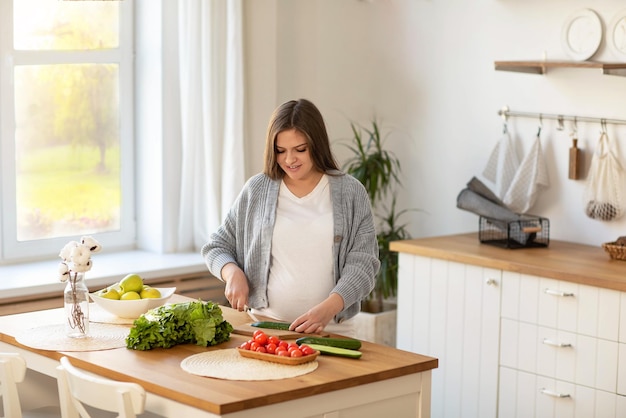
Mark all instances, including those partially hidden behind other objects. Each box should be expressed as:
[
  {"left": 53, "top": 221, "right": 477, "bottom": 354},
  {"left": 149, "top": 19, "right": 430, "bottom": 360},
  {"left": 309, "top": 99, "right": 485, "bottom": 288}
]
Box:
[
  {"left": 221, "top": 263, "right": 249, "bottom": 311},
  {"left": 290, "top": 293, "right": 344, "bottom": 334}
]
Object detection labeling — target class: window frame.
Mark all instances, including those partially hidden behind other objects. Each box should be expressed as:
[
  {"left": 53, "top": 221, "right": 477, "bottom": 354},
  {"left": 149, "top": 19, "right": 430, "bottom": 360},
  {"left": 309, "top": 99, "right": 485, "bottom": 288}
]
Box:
[{"left": 0, "top": 0, "right": 136, "bottom": 263}]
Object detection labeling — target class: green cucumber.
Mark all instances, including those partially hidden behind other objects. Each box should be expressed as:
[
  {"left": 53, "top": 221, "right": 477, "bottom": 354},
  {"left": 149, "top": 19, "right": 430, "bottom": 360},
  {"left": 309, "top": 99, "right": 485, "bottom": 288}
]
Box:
[
  {"left": 305, "top": 343, "right": 362, "bottom": 359},
  {"left": 296, "top": 336, "right": 362, "bottom": 350},
  {"left": 250, "top": 321, "right": 291, "bottom": 330}
]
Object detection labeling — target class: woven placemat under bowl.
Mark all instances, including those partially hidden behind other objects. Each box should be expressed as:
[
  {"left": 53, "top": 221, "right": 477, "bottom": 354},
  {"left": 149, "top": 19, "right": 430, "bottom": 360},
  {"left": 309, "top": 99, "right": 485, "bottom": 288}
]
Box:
[
  {"left": 181, "top": 348, "right": 319, "bottom": 381},
  {"left": 15, "top": 323, "right": 129, "bottom": 351},
  {"left": 89, "top": 304, "right": 136, "bottom": 325}
]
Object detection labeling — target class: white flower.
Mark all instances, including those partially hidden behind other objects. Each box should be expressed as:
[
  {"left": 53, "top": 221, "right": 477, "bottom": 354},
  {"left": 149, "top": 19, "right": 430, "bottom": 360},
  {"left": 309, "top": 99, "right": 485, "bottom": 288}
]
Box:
[
  {"left": 81, "top": 236, "right": 102, "bottom": 253},
  {"left": 72, "top": 260, "right": 92, "bottom": 273},
  {"left": 59, "top": 241, "right": 79, "bottom": 262},
  {"left": 57, "top": 237, "right": 102, "bottom": 282},
  {"left": 70, "top": 244, "right": 91, "bottom": 266},
  {"left": 58, "top": 262, "right": 70, "bottom": 282}
]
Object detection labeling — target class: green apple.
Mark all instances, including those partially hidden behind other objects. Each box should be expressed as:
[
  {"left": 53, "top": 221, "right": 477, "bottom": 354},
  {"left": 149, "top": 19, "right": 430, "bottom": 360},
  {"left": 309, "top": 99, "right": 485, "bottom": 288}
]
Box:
[
  {"left": 100, "top": 288, "right": 120, "bottom": 300},
  {"left": 120, "top": 291, "right": 141, "bottom": 300},
  {"left": 140, "top": 287, "right": 161, "bottom": 299},
  {"left": 119, "top": 274, "right": 143, "bottom": 294}
]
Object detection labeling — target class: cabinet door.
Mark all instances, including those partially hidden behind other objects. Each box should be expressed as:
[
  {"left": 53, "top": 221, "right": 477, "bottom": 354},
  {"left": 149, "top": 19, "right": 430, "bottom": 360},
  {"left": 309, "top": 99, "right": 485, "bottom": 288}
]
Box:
[{"left": 396, "top": 255, "right": 500, "bottom": 418}]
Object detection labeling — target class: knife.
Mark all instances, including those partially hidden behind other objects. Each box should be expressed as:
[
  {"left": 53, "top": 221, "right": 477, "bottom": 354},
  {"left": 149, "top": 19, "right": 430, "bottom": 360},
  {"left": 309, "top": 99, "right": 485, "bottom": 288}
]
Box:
[{"left": 244, "top": 305, "right": 260, "bottom": 323}]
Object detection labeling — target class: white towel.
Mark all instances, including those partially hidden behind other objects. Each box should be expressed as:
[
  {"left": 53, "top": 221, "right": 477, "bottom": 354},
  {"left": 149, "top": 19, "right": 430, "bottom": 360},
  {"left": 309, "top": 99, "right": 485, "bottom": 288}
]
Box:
[
  {"left": 503, "top": 134, "right": 549, "bottom": 214},
  {"left": 483, "top": 129, "right": 520, "bottom": 199}
]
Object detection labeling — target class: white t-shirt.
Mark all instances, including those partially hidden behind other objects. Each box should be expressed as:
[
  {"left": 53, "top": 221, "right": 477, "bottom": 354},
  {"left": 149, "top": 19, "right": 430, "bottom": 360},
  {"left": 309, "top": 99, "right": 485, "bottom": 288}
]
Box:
[{"left": 255, "top": 174, "right": 354, "bottom": 336}]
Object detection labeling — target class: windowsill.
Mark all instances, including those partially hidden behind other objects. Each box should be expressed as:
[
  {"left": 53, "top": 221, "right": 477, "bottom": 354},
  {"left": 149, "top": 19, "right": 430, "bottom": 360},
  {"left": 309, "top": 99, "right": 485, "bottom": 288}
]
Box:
[{"left": 0, "top": 250, "right": 207, "bottom": 301}]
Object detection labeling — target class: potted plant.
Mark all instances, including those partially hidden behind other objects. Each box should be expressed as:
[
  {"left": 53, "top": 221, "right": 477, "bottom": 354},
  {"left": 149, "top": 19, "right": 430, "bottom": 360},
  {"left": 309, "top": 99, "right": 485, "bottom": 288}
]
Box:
[{"left": 342, "top": 120, "right": 412, "bottom": 314}]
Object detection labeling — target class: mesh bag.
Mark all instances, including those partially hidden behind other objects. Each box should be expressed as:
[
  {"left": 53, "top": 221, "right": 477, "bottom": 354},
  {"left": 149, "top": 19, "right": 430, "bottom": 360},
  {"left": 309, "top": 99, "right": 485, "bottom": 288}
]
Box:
[{"left": 583, "top": 132, "right": 625, "bottom": 221}]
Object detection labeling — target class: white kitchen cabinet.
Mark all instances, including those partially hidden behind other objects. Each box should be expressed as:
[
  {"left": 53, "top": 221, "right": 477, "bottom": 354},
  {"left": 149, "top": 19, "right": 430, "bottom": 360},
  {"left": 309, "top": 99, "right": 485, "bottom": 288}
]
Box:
[
  {"left": 396, "top": 248, "right": 626, "bottom": 418},
  {"left": 498, "top": 367, "right": 620, "bottom": 418},
  {"left": 500, "top": 318, "right": 619, "bottom": 392},
  {"left": 396, "top": 253, "right": 501, "bottom": 418},
  {"left": 501, "top": 273, "right": 620, "bottom": 393}
]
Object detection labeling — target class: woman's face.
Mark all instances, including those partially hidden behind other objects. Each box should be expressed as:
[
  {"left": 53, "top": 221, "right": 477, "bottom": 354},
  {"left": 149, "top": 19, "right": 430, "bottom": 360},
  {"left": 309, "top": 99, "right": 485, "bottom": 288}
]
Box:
[{"left": 275, "top": 128, "right": 318, "bottom": 182}]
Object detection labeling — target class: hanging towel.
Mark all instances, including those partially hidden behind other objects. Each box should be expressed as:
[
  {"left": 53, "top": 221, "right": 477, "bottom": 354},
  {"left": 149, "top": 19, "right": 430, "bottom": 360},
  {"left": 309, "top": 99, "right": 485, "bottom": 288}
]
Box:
[
  {"left": 503, "top": 133, "right": 549, "bottom": 214},
  {"left": 483, "top": 128, "right": 520, "bottom": 199}
]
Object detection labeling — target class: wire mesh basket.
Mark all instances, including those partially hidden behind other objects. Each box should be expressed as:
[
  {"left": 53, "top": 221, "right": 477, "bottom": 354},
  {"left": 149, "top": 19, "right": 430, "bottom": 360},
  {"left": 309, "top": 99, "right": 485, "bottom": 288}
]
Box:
[{"left": 479, "top": 215, "right": 549, "bottom": 249}]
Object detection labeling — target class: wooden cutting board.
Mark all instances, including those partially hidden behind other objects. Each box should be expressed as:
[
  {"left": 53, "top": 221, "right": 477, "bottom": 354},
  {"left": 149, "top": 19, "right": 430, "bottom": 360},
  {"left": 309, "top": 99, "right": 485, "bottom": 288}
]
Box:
[{"left": 231, "top": 323, "right": 329, "bottom": 339}]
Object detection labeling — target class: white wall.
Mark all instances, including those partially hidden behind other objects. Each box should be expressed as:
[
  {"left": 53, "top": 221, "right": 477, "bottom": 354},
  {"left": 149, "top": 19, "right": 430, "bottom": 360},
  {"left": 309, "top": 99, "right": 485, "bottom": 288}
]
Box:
[{"left": 245, "top": 0, "right": 626, "bottom": 247}]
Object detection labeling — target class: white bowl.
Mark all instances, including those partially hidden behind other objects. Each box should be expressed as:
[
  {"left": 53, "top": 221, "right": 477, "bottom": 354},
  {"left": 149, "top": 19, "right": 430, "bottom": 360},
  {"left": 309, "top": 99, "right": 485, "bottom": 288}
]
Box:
[{"left": 89, "top": 287, "right": 176, "bottom": 319}]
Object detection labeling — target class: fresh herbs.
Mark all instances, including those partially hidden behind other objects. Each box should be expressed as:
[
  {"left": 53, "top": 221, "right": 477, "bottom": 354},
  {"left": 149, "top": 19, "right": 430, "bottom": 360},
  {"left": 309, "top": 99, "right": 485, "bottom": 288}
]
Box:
[{"left": 125, "top": 300, "right": 233, "bottom": 350}]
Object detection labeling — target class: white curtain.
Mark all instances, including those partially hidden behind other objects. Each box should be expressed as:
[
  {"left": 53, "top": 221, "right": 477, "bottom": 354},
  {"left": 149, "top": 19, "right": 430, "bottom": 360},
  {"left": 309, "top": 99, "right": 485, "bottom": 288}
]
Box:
[{"left": 177, "top": 0, "right": 245, "bottom": 251}]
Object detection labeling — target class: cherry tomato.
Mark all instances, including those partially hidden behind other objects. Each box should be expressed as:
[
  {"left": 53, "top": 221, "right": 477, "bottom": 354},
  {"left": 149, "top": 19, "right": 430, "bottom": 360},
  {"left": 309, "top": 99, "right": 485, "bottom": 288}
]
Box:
[
  {"left": 300, "top": 345, "right": 315, "bottom": 356},
  {"left": 277, "top": 350, "right": 291, "bottom": 357},
  {"left": 287, "top": 342, "right": 299, "bottom": 351},
  {"left": 278, "top": 340, "right": 289, "bottom": 349},
  {"left": 239, "top": 341, "right": 251, "bottom": 350},
  {"left": 253, "top": 331, "right": 268, "bottom": 345},
  {"left": 265, "top": 343, "right": 277, "bottom": 354},
  {"left": 267, "top": 335, "right": 281, "bottom": 345},
  {"left": 254, "top": 334, "right": 268, "bottom": 346},
  {"left": 290, "top": 349, "right": 303, "bottom": 357},
  {"left": 250, "top": 342, "right": 261, "bottom": 351},
  {"left": 256, "top": 346, "right": 267, "bottom": 353}
]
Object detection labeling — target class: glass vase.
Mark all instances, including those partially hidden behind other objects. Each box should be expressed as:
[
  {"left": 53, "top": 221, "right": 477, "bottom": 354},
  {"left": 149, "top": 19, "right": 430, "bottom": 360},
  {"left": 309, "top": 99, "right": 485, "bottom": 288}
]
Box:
[{"left": 64, "top": 272, "right": 90, "bottom": 338}]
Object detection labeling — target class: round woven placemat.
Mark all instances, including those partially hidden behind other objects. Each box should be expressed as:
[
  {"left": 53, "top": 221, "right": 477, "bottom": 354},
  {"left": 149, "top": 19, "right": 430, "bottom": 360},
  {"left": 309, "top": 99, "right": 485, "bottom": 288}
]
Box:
[
  {"left": 181, "top": 349, "right": 318, "bottom": 381},
  {"left": 15, "top": 323, "right": 129, "bottom": 352}
]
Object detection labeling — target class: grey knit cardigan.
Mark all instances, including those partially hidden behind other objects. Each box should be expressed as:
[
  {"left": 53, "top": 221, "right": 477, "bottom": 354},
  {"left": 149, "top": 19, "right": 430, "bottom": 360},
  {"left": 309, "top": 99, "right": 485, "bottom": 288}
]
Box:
[{"left": 201, "top": 170, "right": 380, "bottom": 323}]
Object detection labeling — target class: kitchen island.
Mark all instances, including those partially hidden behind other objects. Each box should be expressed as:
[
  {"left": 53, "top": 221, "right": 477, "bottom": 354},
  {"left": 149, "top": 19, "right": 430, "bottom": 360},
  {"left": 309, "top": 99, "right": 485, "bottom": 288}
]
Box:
[
  {"left": 391, "top": 233, "right": 626, "bottom": 418},
  {"left": 0, "top": 294, "right": 438, "bottom": 417}
]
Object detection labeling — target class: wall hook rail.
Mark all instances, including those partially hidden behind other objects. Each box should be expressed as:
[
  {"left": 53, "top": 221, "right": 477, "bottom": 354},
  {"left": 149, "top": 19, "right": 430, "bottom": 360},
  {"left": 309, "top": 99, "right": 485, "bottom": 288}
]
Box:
[{"left": 498, "top": 106, "right": 626, "bottom": 127}]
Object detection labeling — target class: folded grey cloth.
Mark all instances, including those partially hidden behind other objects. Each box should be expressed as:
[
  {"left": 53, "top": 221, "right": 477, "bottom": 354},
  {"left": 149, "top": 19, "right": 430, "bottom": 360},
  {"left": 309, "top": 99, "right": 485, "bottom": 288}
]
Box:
[
  {"left": 466, "top": 176, "right": 507, "bottom": 207},
  {"left": 456, "top": 188, "right": 520, "bottom": 223}
]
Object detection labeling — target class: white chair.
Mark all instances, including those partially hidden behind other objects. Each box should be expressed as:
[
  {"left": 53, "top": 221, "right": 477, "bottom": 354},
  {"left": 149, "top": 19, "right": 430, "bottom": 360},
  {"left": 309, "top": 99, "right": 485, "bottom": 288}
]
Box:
[
  {"left": 56, "top": 356, "right": 162, "bottom": 418},
  {"left": 0, "top": 352, "right": 61, "bottom": 418}
]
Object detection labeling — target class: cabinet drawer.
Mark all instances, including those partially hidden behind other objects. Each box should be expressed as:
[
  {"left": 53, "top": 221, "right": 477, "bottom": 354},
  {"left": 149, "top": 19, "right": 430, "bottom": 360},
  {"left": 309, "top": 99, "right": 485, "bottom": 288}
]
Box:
[
  {"left": 498, "top": 367, "right": 620, "bottom": 418},
  {"left": 501, "top": 273, "right": 619, "bottom": 341},
  {"left": 501, "top": 318, "right": 618, "bottom": 392}
]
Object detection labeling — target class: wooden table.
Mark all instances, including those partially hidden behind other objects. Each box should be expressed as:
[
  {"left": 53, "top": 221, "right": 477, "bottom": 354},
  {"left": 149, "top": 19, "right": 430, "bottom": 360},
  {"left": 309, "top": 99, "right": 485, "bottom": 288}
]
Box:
[{"left": 0, "top": 295, "right": 438, "bottom": 418}]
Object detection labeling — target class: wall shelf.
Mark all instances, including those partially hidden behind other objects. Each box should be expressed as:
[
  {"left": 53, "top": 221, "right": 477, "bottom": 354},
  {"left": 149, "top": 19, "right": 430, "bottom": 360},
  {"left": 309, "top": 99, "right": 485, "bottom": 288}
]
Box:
[{"left": 494, "top": 60, "right": 626, "bottom": 77}]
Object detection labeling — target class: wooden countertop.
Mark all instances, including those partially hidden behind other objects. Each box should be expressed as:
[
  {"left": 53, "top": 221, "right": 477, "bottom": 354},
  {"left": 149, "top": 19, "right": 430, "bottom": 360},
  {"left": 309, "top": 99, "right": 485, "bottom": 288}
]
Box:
[
  {"left": 0, "top": 295, "right": 438, "bottom": 415},
  {"left": 390, "top": 233, "right": 626, "bottom": 292}
]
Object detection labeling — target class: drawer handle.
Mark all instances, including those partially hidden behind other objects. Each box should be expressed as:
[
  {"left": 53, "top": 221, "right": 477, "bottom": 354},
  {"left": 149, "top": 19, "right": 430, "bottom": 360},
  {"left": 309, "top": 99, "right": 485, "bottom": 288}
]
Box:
[
  {"left": 542, "top": 338, "right": 572, "bottom": 348},
  {"left": 540, "top": 388, "right": 571, "bottom": 398},
  {"left": 544, "top": 288, "right": 574, "bottom": 297},
  {"left": 485, "top": 278, "right": 497, "bottom": 286}
]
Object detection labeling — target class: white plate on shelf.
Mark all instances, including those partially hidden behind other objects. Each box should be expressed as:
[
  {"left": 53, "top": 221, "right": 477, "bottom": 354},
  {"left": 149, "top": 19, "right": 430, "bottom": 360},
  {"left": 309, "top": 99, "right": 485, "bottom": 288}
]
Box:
[
  {"left": 607, "top": 9, "right": 626, "bottom": 60},
  {"left": 561, "top": 8, "right": 603, "bottom": 61}
]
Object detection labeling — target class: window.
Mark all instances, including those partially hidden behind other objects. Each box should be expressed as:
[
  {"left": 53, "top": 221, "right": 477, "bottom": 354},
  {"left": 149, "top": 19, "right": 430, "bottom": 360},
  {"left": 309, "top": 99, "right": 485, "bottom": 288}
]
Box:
[{"left": 0, "top": 0, "right": 134, "bottom": 261}]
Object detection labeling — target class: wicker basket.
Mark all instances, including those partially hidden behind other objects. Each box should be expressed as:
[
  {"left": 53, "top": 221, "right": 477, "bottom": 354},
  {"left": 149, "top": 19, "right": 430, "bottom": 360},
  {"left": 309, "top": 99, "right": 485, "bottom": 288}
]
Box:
[{"left": 602, "top": 242, "right": 626, "bottom": 261}]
